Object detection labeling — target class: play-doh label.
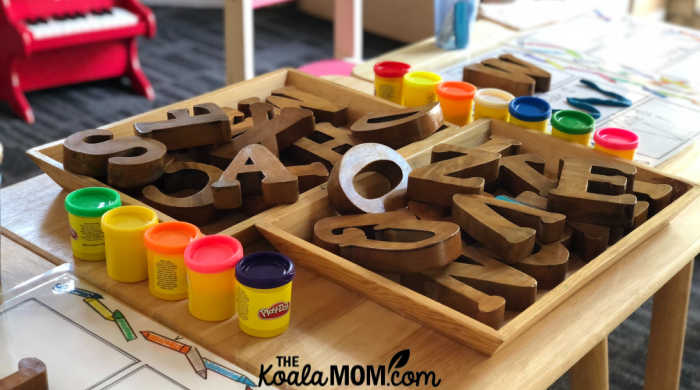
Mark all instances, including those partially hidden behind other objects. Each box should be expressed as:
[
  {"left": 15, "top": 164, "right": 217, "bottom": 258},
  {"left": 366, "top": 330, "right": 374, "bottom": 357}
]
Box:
[{"left": 258, "top": 302, "right": 289, "bottom": 319}]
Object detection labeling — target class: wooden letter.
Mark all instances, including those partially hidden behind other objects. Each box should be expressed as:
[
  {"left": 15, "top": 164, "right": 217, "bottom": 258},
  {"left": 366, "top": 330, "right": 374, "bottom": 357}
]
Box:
[
  {"left": 142, "top": 162, "right": 222, "bottom": 225},
  {"left": 408, "top": 145, "right": 500, "bottom": 206},
  {"left": 548, "top": 158, "right": 637, "bottom": 227},
  {"left": 513, "top": 242, "right": 569, "bottom": 289},
  {"left": 500, "top": 153, "right": 556, "bottom": 196},
  {"left": 63, "top": 129, "right": 167, "bottom": 189},
  {"left": 268, "top": 86, "right": 348, "bottom": 126},
  {"left": 207, "top": 102, "right": 315, "bottom": 164},
  {"left": 568, "top": 222, "right": 610, "bottom": 262},
  {"left": 447, "top": 245, "right": 537, "bottom": 310},
  {"left": 134, "top": 103, "right": 232, "bottom": 150},
  {"left": 476, "top": 137, "right": 521, "bottom": 156},
  {"left": 463, "top": 54, "right": 551, "bottom": 96},
  {"left": 349, "top": 103, "right": 444, "bottom": 149},
  {"left": 514, "top": 191, "right": 548, "bottom": 210},
  {"left": 633, "top": 180, "right": 673, "bottom": 215},
  {"left": 452, "top": 194, "right": 566, "bottom": 263},
  {"left": 328, "top": 143, "right": 412, "bottom": 214},
  {"left": 287, "top": 162, "right": 329, "bottom": 192},
  {"left": 0, "top": 358, "right": 48, "bottom": 390},
  {"left": 212, "top": 144, "right": 298, "bottom": 209},
  {"left": 287, "top": 122, "right": 357, "bottom": 169},
  {"left": 313, "top": 209, "right": 462, "bottom": 273}
]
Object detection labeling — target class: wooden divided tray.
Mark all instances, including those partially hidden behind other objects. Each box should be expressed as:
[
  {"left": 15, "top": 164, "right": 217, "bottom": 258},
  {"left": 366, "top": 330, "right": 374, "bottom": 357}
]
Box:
[{"left": 26, "top": 70, "right": 699, "bottom": 359}]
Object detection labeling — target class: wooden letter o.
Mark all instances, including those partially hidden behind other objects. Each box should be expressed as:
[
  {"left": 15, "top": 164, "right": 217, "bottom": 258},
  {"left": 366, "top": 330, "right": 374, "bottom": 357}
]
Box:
[{"left": 327, "top": 143, "right": 412, "bottom": 214}]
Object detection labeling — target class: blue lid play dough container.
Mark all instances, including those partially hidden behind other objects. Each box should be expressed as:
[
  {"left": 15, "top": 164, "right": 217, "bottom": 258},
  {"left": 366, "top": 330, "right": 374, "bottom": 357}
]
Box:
[
  {"left": 235, "top": 252, "right": 296, "bottom": 338},
  {"left": 508, "top": 96, "right": 552, "bottom": 132}
]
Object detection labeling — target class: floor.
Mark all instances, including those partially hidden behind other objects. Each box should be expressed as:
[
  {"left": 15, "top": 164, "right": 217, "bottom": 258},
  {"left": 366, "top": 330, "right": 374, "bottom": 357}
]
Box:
[{"left": 0, "top": 5, "right": 697, "bottom": 390}]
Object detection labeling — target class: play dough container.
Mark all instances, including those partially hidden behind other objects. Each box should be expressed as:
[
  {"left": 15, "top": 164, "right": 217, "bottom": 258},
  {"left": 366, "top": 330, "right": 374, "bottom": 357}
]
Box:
[
  {"left": 594, "top": 127, "right": 639, "bottom": 160},
  {"left": 101, "top": 205, "right": 158, "bottom": 283},
  {"left": 436, "top": 81, "right": 476, "bottom": 126},
  {"left": 374, "top": 61, "right": 410, "bottom": 104},
  {"left": 184, "top": 235, "right": 244, "bottom": 322},
  {"left": 550, "top": 110, "right": 595, "bottom": 146},
  {"left": 402, "top": 71, "right": 442, "bottom": 107},
  {"left": 474, "top": 88, "right": 515, "bottom": 121},
  {"left": 508, "top": 96, "right": 551, "bottom": 132},
  {"left": 65, "top": 187, "right": 121, "bottom": 261},
  {"left": 236, "top": 252, "right": 296, "bottom": 338},
  {"left": 144, "top": 222, "right": 201, "bottom": 301}
]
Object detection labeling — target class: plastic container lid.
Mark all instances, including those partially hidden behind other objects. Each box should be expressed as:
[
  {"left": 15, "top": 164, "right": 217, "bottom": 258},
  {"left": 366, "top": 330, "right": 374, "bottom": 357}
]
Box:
[
  {"left": 594, "top": 128, "right": 639, "bottom": 150},
  {"left": 551, "top": 110, "right": 595, "bottom": 135},
  {"left": 403, "top": 71, "right": 442, "bottom": 86},
  {"left": 144, "top": 222, "right": 201, "bottom": 255},
  {"left": 436, "top": 81, "right": 476, "bottom": 100},
  {"left": 475, "top": 88, "right": 515, "bottom": 108},
  {"left": 184, "top": 235, "right": 243, "bottom": 274},
  {"left": 101, "top": 205, "right": 158, "bottom": 231},
  {"left": 508, "top": 96, "right": 552, "bottom": 122},
  {"left": 65, "top": 187, "right": 121, "bottom": 217},
  {"left": 236, "top": 252, "right": 296, "bottom": 289},
  {"left": 373, "top": 61, "right": 410, "bottom": 78}
]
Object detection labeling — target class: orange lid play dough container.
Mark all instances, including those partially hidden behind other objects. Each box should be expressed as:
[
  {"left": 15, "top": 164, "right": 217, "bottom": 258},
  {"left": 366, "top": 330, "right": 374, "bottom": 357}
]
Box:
[
  {"left": 236, "top": 252, "right": 296, "bottom": 338},
  {"left": 436, "top": 81, "right": 476, "bottom": 126},
  {"left": 374, "top": 61, "right": 410, "bottom": 104},
  {"left": 594, "top": 128, "right": 639, "bottom": 160},
  {"left": 184, "top": 235, "right": 244, "bottom": 321},
  {"left": 101, "top": 206, "right": 158, "bottom": 283},
  {"left": 144, "top": 222, "right": 201, "bottom": 301}
]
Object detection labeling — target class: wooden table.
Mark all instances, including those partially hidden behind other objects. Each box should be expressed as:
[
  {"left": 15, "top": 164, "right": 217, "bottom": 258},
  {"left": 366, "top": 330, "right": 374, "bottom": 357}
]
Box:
[{"left": 2, "top": 73, "right": 698, "bottom": 388}]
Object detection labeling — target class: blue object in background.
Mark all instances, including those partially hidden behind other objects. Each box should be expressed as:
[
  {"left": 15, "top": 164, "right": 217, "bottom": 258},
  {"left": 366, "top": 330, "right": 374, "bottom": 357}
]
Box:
[{"left": 435, "top": 0, "right": 479, "bottom": 50}]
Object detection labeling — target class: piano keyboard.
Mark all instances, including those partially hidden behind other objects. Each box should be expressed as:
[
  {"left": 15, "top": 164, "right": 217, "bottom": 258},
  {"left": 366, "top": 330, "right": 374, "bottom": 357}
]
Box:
[{"left": 26, "top": 7, "right": 139, "bottom": 40}]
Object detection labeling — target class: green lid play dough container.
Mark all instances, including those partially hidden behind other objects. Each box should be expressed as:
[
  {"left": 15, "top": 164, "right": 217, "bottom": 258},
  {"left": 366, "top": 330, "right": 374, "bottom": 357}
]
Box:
[
  {"left": 550, "top": 110, "right": 595, "bottom": 146},
  {"left": 65, "top": 187, "right": 121, "bottom": 261}
]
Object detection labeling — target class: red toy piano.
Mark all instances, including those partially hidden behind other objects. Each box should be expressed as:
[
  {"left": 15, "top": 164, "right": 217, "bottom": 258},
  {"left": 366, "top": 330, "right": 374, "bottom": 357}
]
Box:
[{"left": 0, "top": 0, "right": 156, "bottom": 123}]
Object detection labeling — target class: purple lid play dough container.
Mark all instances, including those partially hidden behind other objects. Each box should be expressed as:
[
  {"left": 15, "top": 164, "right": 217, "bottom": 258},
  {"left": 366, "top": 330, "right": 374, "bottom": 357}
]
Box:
[{"left": 236, "top": 252, "right": 296, "bottom": 289}]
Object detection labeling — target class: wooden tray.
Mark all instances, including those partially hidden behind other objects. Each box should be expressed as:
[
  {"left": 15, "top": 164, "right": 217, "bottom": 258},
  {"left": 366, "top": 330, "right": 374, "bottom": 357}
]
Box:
[
  {"left": 250, "top": 119, "right": 700, "bottom": 355},
  {"left": 26, "top": 69, "right": 411, "bottom": 235},
  {"left": 27, "top": 70, "right": 699, "bottom": 357}
]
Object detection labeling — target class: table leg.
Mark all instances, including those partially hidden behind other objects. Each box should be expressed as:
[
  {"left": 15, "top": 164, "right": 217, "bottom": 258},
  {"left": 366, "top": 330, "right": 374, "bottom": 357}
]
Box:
[
  {"left": 570, "top": 337, "right": 609, "bottom": 390},
  {"left": 644, "top": 260, "right": 694, "bottom": 390},
  {"left": 334, "top": 0, "right": 363, "bottom": 61},
  {"left": 225, "top": 0, "right": 254, "bottom": 84}
]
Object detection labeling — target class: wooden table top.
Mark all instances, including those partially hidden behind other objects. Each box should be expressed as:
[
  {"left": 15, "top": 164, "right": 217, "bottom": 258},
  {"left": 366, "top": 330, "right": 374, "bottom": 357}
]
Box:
[{"left": 2, "top": 154, "right": 700, "bottom": 389}]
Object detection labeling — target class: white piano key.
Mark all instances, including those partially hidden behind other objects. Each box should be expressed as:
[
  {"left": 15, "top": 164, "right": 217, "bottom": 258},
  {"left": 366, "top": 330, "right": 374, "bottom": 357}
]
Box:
[{"left": 26, "top": 7, "right": 139, "bottom": 40}]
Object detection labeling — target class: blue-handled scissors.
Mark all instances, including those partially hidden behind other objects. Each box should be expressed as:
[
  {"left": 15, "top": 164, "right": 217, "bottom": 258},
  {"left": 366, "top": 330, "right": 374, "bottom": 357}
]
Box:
[{"left": 564, "top": 79, "right": 632, "bottom": 119}]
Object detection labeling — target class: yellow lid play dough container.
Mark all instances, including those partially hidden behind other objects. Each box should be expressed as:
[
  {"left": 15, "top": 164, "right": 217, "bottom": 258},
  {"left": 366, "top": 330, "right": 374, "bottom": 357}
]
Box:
[
  {"left": 508, "top": 96, "right": 552, "bottom": 132},
  {"left": 184, "top": 235, "right": 244, "bottom": 321},
  {"left": 373, "top": 61, "right": 410, "bottom": 104},
  {"left": 144, "top": 222, "right": 201, "bottom": 301},
  {"left": 550, "top": 110, "right": 596, "bottom": 146},
  {"left": 101, "top": 205, "right": 158, "bottom": 282},
  {"left": 474, "top": 88, "right": 515, "bottom": 121},
  {"left": 402, "top": 71, "right": 442, "bottom": 107},
  {"left": 236, "top": 252, "right": 296, "bottom": 338},
  {"left": 435, "top": 81, "right": 476, "bottom": 126},
  {"left": 64, "top": 187, "right": 121, "bottom": 261}
]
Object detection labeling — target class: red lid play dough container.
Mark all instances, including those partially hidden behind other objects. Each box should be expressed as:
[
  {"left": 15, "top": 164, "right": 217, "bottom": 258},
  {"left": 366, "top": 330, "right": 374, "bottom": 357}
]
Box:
[
  {"left": 594, "top": 128, "right": 639, "bottom": 160},
  {"left": 144, "top": 222, "right": 201, "bottom": 301},
  {"left": 184, "top": 235, "right": 244, "bottom": 321},
  {"left": 236, "top": 252, "right": 296, "bottom": 338},
  {"left": 373, "top": 61, "right": 410, "bottom": 104},
  {"left": 436, "top": 81, "right": 476, "bottom": 126}
]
